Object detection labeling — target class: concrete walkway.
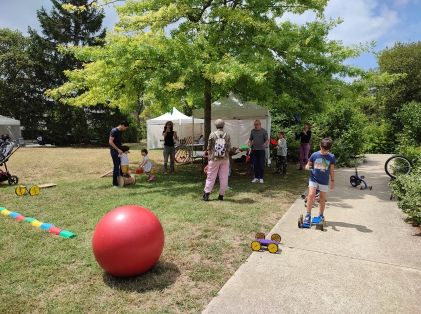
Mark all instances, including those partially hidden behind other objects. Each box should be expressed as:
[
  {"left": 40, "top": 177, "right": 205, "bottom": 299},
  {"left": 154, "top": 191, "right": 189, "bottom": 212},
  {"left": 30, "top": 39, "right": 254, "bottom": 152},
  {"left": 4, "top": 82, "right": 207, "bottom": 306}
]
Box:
[{"left": 204, "top": 155, "right": 421, "bottom": 314}]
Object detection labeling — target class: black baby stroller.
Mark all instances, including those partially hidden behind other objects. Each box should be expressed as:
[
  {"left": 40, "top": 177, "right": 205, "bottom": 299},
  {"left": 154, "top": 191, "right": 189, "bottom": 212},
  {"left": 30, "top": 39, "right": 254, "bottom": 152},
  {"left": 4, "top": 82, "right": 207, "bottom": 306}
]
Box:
[{"left": 0, "top": 136, "right": 19, "bottom": 185}]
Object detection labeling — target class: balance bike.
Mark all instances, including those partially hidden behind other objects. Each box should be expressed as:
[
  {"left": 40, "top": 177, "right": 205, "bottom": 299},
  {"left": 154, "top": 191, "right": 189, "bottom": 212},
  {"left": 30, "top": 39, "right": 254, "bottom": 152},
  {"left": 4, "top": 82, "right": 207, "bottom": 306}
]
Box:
[{"left": 350, "top": 167, "right": 372, "bottom": 190}]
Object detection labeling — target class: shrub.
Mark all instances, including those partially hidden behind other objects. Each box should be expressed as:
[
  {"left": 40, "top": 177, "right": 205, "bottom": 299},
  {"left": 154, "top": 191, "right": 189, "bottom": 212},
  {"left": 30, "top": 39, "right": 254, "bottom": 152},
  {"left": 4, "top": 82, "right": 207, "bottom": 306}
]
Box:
[
  {"left": 390, "top": 102, "right": 421, "bottom": 226},
  {"left": 390, "top": 168, "right": 421, "bottom": 226},
  {"left": 363, "top": 120, "right": 394, "bottom": 153},
  {"left": 398, "top": 101, "right": 421, "bottom": 144},
  {"left": 311, "top": 101, "right": 367, "bottom": 166}
]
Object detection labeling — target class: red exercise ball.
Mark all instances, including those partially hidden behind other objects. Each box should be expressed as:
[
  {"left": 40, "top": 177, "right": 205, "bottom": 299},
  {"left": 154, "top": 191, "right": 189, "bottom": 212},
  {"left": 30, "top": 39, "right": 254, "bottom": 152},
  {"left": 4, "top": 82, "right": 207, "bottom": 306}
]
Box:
[{"left": 92, "top": 205, "right": 164, "bottom": 277}]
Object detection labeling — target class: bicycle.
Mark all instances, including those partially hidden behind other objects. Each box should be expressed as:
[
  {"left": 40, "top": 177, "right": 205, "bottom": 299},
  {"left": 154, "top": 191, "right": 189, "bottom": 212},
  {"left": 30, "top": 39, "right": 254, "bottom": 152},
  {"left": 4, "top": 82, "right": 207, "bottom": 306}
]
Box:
[
  {"left": 384, "top": 155, "right": 414, "bottom": 179},
  {"left": 175, "top": 144, "right": 191, "bottom": 164},
  {"left": 384, "top": 155, "right": 418, "bottom": 200}
]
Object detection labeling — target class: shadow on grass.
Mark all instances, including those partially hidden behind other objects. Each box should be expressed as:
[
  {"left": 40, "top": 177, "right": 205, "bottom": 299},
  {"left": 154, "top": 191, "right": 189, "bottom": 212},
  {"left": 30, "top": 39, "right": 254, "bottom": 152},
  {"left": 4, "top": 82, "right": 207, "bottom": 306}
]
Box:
[
  {"left": 327, "top": 221, "right": 373, "bottom": 233},
  {"left": 103, "top": 261, "right": 180, "bottom": 292},
  {"left": 94, "top": 162, "right": 307, "bottom": 202},
  {"left": 222, "top": 197, "right": 256, "bottom": 204}
]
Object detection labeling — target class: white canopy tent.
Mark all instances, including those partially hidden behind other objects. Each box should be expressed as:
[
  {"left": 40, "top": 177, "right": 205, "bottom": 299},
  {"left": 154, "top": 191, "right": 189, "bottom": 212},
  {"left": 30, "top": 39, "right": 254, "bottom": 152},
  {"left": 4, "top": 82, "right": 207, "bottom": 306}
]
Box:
[
  {"left": 147, "top": 107, "right": 204, "bottom": 149},
  {"left": 0, "top": 115, "right": 22, "bottom": 140},
  {"left": 192, "top": 94, "right": 272, "bottom": 160}
]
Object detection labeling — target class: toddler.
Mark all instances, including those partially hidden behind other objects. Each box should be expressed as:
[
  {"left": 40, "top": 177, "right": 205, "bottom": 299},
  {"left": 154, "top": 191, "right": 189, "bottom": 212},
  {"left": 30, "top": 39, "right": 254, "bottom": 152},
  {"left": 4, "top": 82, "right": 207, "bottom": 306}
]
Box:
[
  {"left": 120, "top": 145, "right": 130, "bottom": 177},
  {"left": 139, "top": 149, "right": 155, "bottom": 182}
]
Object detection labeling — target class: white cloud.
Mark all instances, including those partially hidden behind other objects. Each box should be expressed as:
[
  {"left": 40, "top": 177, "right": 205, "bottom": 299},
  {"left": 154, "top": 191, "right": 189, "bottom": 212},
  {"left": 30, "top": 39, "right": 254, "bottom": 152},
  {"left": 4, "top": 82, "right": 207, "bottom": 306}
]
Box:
[
  {"left": 281, "top": 0, "right": 400, "bottom": 46},
  {"left": 326, "top": 0, "right": 399, "bottom": 45}
]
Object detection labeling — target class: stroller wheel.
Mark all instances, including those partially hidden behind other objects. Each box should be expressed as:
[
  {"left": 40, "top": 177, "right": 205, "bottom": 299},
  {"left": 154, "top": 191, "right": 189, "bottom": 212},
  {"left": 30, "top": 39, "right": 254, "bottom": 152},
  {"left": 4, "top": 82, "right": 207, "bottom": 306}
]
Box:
[{"left": 8, "top": 175, "right": 18, "bottom": 185}]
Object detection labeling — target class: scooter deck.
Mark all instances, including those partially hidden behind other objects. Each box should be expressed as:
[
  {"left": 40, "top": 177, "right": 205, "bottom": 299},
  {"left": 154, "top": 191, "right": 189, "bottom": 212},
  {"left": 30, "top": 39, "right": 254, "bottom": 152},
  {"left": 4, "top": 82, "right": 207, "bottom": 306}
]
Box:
[{"left": 298, "top": 215, "right": 326, "bottom": 230}]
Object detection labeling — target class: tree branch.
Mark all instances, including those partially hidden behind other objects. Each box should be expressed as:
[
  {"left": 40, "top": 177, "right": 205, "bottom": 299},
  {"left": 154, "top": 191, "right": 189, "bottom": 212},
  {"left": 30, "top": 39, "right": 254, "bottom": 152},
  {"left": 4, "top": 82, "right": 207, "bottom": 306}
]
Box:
[{"left": 187, "top": 0, "right": 214, "bottom": 23}]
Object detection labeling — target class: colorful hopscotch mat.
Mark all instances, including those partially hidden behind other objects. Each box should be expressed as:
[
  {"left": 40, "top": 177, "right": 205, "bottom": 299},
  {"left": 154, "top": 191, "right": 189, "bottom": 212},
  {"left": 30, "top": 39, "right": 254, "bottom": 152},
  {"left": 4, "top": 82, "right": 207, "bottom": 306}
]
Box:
[{"left": 0, "top": 207, "right": 76, "bottom": 239}]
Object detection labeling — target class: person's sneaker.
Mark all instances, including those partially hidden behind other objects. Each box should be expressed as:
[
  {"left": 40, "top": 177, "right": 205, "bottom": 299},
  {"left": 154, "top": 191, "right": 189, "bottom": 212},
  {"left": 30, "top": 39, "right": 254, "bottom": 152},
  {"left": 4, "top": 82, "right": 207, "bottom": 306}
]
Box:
[
  {"left": 218, "top": 195, "right": 224, "bottom": 201},
  {"left": 259, "top": 179, "right": 264, "bottom": 184},
  {"left": 112, "top": 185, "right": 119, "bottom": 189},
  {"left": 251, "top": 178, "right": 259, "bottom": 183},
  {"left": 203, "top": 192, "right": 210, "bottom": 201},
  {"left": 312, "top": 216, "right": 321, "bottom": 224},
  {"left": 304, "top": 213, "right": 311, "bottom": 224}
]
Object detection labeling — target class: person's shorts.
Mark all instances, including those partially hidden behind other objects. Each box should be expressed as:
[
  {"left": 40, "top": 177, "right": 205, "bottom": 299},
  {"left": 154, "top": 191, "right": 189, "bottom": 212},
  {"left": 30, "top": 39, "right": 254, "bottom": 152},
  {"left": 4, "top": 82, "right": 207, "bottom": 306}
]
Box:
[
  {"left": 121, "top": 165, "right": 129, "bottom": 174},
  {"left": 309, "top": 180, "right": 329, "bottom": 192}
]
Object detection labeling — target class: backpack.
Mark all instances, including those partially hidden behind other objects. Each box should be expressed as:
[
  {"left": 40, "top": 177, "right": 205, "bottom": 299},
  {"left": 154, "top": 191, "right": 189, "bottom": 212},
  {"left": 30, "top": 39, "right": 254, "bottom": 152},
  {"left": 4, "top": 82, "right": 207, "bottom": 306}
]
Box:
[{"left": 213, "top": 132, "right": 227, "bottom": 158}]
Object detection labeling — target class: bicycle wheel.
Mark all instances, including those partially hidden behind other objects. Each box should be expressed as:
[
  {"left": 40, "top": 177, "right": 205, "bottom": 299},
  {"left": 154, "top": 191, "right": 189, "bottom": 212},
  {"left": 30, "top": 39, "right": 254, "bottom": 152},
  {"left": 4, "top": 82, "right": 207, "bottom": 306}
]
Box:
[
  {"left": 385, "top": 155, "right": 412, "bottom": 179},
  {"left": 175, "top": 146, "right": 191, "bottom": 164},
  {"left": 350, "top": 175, "right": 359, "bottom": 187}
]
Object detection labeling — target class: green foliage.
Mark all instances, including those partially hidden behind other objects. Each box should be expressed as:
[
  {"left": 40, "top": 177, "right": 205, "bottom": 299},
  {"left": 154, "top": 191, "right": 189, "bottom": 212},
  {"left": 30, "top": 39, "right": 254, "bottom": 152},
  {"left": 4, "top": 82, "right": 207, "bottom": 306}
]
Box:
[
  {"left": 0, "top": 28, "right": 48, "bottom": 138},
  {"left": 50, "top": 0, "right": 362, "bottom": 148},
  {"left": 377, "top": 42, "right": 421, "bottom": 135},
  {"left": 398, "top": 101, "right": 421, "bottom": 145},
  {"left": 28, "top": 0, "right": 112, "bottom": 145},
  {"left": 0, "top": 0, "right": 135, "bottom": 144},
  {"left": 377, "top": 44, "right": 421, "bottom": 225},
  {"left": 311, "top": 101, "right": 367, "bottom": 166},
  {"left": 363, "top": 120, "right": 393, "bottom": 153},
  {"left": 390, "top": 168, "right": 421, "bottom": 226}
]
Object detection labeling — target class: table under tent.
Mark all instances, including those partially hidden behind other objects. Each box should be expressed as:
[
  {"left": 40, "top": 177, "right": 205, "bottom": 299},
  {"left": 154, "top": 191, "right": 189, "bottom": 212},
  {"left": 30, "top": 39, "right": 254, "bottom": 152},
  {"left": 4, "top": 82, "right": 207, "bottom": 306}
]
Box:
[{"left": 192, "top": 93, "right": 272, "bottom": 163}]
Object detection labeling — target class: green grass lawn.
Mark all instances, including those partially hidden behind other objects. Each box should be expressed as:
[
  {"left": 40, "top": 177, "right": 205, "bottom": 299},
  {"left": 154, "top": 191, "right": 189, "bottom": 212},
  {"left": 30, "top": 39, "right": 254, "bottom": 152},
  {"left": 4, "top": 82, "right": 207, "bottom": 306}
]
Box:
[{"left": 0, "top": 147, "right": 307, "bottom": 313}]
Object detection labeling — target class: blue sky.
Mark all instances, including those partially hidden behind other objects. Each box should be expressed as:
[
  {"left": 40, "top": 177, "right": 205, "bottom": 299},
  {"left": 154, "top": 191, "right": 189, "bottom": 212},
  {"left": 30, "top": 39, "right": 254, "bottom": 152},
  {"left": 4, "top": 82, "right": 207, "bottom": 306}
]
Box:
[{"left": 0, "top": 0, "right": 420, "bottom": 70}]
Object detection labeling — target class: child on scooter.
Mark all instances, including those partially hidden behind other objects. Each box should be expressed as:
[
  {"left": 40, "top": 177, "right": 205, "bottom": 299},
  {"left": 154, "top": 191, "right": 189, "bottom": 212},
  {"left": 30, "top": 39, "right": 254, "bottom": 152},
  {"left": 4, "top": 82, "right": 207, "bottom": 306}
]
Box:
[{"left": 304, "top": 138, "right": 335, "bottom": 225}]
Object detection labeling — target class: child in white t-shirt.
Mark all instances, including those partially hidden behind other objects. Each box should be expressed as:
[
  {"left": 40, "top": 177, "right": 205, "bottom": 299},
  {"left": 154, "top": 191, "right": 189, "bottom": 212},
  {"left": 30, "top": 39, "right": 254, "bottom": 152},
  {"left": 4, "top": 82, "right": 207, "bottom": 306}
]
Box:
[
  {"left": 139, "top": 149, "right": 155, "bottom": 182},
  {"left": 120, "top": 145, "right": 130, "bottom": 177}
]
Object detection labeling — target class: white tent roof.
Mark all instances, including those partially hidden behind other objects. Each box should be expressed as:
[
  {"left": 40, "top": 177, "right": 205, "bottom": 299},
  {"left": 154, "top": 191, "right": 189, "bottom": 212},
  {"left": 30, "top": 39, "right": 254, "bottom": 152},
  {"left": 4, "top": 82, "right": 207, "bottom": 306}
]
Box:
[
  {"left": 147, "top": 107, "right": 204, "bottom": 125},
  {"left": 0, "top": 115, "right": 20, "bottom": 126},
  {"left": 192, "top": 94, "right": 269, "bottom": 120}
]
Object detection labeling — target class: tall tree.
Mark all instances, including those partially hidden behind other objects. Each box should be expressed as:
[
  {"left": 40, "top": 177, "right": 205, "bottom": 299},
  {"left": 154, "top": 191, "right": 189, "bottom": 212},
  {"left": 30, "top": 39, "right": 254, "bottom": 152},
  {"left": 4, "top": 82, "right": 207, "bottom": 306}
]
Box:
[
  {"left": 0, "top": 28, "right": 47, "bottom": 138},
  {"left": 50, "top": 0, "right": 361, "bottom": 146},
  {"left": 378, "top": 42, "right": 421, "bottom": 129},
  {"left": 29, "top": 0, "right": 106, "bottom": 144}
]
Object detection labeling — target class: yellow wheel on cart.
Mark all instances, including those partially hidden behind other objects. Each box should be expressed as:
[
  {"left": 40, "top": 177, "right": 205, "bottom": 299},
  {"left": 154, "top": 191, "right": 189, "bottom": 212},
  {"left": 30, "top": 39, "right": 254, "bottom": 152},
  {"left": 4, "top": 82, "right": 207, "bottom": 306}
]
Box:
[
  {"left": 267, "top": 243, "right": 279, "bottom": 254},
  {"left": 250, "top": 241, "right": 261, "bottom": 252},
  {"left": 255, "top": 232, "right": 265, "bottom": 240},
  {"left": 15, "top": 185, "right": 28, "bottom": 196},
  {"left": 271, "top": 233, "right": 281, "bottom": 243},
  {"left": 29, "top": 185, "right": 41, "bottom": 196}
]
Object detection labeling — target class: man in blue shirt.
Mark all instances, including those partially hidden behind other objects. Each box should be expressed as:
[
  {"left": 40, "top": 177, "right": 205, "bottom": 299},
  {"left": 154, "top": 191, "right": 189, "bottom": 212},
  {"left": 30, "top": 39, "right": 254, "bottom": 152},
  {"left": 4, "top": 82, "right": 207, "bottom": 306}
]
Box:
[
  {"left": 109, "top": 121, "right": 130, "bottom": 187},
  {"left": 305, "top": 138, "right": 336, "bottom": 224}
]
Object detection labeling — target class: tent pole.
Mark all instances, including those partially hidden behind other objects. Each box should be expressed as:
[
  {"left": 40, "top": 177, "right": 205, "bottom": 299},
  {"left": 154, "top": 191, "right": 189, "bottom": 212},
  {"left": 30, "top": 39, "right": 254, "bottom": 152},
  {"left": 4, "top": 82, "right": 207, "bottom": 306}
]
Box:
[{"left": 192, "top": 115, "right": 195, "bottom": 164}]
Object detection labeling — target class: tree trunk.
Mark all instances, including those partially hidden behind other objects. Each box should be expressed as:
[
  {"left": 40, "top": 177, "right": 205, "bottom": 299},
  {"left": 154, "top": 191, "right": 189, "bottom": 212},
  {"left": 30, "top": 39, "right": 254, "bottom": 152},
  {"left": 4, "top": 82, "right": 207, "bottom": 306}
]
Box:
[
  {"left": 204, "top": 79, "right": 212, "bottom": 149},
  {"left": 132, "top": 97, "right": 145, "bottom": 141}
]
